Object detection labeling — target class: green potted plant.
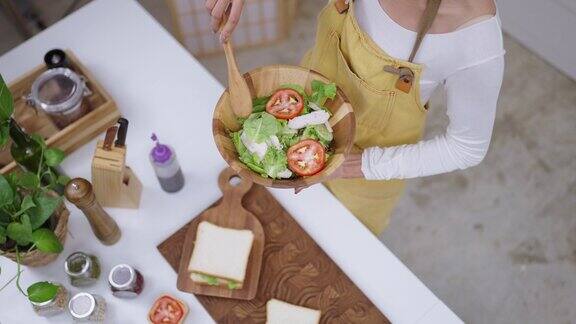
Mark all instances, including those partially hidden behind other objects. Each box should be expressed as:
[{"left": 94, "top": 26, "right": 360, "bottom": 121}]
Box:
[{"left": 0, "top": 74, "right": 70, "bottom": 301}]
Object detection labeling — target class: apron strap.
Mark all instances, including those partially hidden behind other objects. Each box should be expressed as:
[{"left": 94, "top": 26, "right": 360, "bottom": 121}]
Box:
[{"left": 408, "top": 0, "right": 442, "bottom": 62}]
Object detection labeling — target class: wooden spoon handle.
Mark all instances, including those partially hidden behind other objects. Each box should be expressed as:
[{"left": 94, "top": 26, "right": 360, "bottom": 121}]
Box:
[
  {"left": 219, "top": 13, "right": 252, "bottom": 118},
  {"left": 220, "top": 16, "right": 239, "bottom": 77},
  {"left": 222, "top": 41, "right": 245, "bottom": 93}
]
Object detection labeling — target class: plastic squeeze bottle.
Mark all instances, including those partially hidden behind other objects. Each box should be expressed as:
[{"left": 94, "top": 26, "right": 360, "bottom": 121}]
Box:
[{"left": 149, "top": 134, "right": 185, "bottom": 193}]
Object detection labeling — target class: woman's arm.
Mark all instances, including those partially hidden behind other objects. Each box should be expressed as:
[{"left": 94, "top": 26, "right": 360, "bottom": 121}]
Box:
[{"left": 355, "top": 55, "right": 504, "bottom": 180}]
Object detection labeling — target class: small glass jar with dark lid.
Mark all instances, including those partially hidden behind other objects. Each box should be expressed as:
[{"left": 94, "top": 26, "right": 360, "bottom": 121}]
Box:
[
  {"left": 64, "top": 252, "right": 101, "bottom": 287},
  {"left": 27, "top": 67, "right": 91, "bottom": 129},
  {"left": 30, "top": 283, "right": 69, "bottom": 317},
  {"left": 108, "top": 264, "right": 144, "bottom": 298},
  {"left": 68, "top": 292, "right": 106, "bottom": 322}
]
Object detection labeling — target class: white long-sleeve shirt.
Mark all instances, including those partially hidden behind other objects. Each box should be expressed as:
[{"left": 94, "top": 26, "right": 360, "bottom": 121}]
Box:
[{"left": 355, "top": 0, "right": 505, "bottom": 180}]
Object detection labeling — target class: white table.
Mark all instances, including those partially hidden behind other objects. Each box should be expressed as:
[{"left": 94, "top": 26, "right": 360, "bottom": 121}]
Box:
[{"left": 0, "top": 1, "right": 462, "bottom": 323}]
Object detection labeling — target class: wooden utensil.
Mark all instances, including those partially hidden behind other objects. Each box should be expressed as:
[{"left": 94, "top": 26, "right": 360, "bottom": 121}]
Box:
[
  {"left": 220, "top": 15, "right": 252, "bottom": 118},
  {"left": 176, "top": 168, "right": 264, "bottom": 300}
]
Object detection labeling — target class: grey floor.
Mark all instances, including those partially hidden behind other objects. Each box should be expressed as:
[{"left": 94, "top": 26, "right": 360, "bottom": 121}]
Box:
[{"left": 1, "top": 1, "right": 575, "bottom": 323}]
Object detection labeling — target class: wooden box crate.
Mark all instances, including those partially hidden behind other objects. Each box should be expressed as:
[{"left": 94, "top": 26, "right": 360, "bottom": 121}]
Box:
[
  {"left": 166, "top": 0, "right": 297, "bottom": 57},
  {"left": 0, "top": 50, "right": 120, "bottom": 174}
]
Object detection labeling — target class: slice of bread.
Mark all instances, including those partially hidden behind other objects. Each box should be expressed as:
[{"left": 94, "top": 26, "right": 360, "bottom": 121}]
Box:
[
  {"left": 188, "top": 221, "right": 254, "bottom": 284},
  {"left": 266, "top": 299, "right": 321, "bottom": 324}
]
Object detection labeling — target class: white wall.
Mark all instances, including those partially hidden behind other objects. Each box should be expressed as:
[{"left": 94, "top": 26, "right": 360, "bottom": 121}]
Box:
[{"left": 498, "top": 0, "right": 576, "bottom": 80}]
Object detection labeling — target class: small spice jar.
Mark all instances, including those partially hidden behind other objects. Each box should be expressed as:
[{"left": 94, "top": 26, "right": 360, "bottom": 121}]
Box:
[
  {"left": 64, "top": 252, "right": 101, "bottom": 287},
  {"left": 27, "top": 67, "right": 91, "bottom": 129},
  {"left": 108, "top": 264, "right": 145, "bottom": 298},
  {"left": 30, "top": 283, "right": 69, "bottom": 317},
  {"left": 68, "top": 292, "right": 106, "bottom": 322}
]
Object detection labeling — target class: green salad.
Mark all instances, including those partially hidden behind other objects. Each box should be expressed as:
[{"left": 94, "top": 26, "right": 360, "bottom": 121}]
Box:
[{"left": 231, "top": 80, "right": 337, "bottom": 179}]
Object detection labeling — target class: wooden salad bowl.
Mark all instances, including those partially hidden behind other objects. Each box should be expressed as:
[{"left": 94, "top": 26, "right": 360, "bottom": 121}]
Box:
[{"left": 212, "top": 65, "right": 356, "bottom": 189}]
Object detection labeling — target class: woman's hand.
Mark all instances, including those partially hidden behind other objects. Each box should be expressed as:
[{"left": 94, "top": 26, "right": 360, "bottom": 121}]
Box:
[
  {"left": 205, "top": 0, "right": 245, "bottom": 43},
  {"left": 294, "top": 152, "right": 365, "bottom": 193}
]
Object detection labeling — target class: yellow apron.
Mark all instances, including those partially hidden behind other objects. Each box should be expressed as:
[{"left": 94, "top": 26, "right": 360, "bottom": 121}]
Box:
[{"left": 302, "top": 0, "right": 438, "bottom": 234}]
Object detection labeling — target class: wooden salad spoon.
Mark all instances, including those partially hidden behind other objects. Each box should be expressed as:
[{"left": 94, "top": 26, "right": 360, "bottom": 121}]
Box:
[{"left": 220, "top": 15, "right": 252, "bottom": 118}]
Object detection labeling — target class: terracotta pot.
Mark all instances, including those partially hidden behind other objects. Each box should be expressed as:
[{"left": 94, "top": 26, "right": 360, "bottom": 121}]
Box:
[
  {"left": 213, "top": 64, "right": 356, "bottom": 189},
  {"left": 2, "top": 200, "right": 69, "bottom": 267}
]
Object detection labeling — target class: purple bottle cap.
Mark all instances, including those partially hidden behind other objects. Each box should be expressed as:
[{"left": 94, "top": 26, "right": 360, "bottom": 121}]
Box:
[{"left": 150, "top": 133, "right": 172, "bottom": 163}]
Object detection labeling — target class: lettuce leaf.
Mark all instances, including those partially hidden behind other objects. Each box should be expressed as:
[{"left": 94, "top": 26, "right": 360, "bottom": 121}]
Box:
[
  {"left": 243, "top": 112, "right": 278, "bottom": 143},
  {"left": 277, "top": 120, "right": 299, "bottom": 148},
  {"left": 200, "top": 274, "right": 219, "bottom": 286},
  {"left": 231, "top": 131, "right": 266, "bottom": 176},
  {"left": 227, "top": 281, "right": 240, "bottom": 290},
  {"left": 252, "top": 96, "right": 270, "bottom": 113},
  {"left": 309, "top": 80, "right": 337, "bottom": 107},
  {"left": 279, "top": 83, "right": 305, "bottom": 96},
  {"left": 301, "top": 124, "right": 333, "bottom": 147},
  {"left": 262, "top": 147, "right": 288, "bottom": 179}
]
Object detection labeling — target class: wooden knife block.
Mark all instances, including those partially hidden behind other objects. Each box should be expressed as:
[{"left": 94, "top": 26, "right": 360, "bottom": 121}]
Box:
[{"left": 91, "top": 140, "right": 142, "bottom": 209}]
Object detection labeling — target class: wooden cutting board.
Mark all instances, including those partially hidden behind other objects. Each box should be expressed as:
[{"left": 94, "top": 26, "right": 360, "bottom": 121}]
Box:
[
  {"left": 177, "top": 168, "right": 264, "bottom": 300},
  {"left": 157, "top": 184, "right": 390, "bottom": 324}
]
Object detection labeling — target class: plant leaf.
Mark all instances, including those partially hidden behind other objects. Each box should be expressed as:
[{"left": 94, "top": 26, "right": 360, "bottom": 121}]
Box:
[
  {"left": 0, "top": 226, "right": 6, "bottom": 244},
  {"left": 0, "top": 174, "right": 14, "bottom": 207},
  {"left": 28, "top": 194, "right": 61, "bottom": 230},
  {"left": 20, "top": 195, "right": 36, "bottom": 212},
  {"left": 15, "top": 171, "right": 39, "bottom": 189},
  {"left": 0, "top": 120, "right": 8, "bottom": 147},
  {"left": 0, "top": 74, "right": 14, "bottom": 121},
  {"left": 27, "top": 282, "right": 59, "bottom": 303},
  {"left": 44, "top": 148, "right": 65, "bottom": 167},
  {"left": 0, "top": 209, "right": 10, "bottom": 227},
  {"left": 29, "top": 134, "right": 47, "bottom": 148},
  {"left": 7, "top": 215, "right": 33, "bottom": 246},
  {"left": 32, "top": 228, "right": 62, "bottom": 253},
  {"left": 57, "top": 175, "right": 71, "bottom": 186}
]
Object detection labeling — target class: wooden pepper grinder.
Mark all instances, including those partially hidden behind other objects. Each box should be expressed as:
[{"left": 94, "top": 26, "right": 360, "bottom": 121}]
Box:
[{"left": 65, "top": 178, "right": 121, "bottom": 245}]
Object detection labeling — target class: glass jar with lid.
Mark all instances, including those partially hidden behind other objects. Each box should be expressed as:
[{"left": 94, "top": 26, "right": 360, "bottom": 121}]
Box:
[
  {"left": 108, "top": 264, "right": 145, "bottom": 298},
  {"left": 68, "top": 292, "right": 106, "bottom": 322},
  {"left": 27, "top": 67, "right": 91, "bottom": 129},
  {"left": 64, "top": 252, "right": 101, "bottom": 287},
  {"left": 30, "top": 283, "right": 69, "bottom": 317}
]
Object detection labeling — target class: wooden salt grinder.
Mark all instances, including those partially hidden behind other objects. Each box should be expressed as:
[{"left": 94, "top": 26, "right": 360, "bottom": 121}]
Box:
[
  {"left": 91, "top": 121, "right": 142, "bottom": 208},
  {"left": 65, "top": 178, "right": 121, "bottom": 245}
]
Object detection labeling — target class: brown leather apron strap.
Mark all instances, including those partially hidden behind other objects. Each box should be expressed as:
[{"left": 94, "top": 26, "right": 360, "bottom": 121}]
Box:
[
  {"left": 335, "top": 0, "right": 351, "bottom": 14},
  {"left": 335, "top": 0, "right": 442, "bottom": 61},
  {"left": 408, "top": 0, "right": 442, "bottom": 62}
]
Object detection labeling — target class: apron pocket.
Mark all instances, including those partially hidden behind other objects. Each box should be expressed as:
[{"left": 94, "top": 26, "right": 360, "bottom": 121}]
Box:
[{"left": 334, "top": 34, "right": 396, "bottom": 133}]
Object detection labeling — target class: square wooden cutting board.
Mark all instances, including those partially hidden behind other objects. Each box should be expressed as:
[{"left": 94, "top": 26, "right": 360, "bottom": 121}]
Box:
[{"left": 157, "top": 184, "right": 390, "bottom": 324}]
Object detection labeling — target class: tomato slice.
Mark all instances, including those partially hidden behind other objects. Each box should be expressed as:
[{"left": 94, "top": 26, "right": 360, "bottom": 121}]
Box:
[
  {"left": 265, "top": 89, "right": 304, "bottom": 120},
  {"left": 287, "top": 139, "right": 326, "bottom": 176},
  {"left": 148, "top": 295, "right": 188, "bottom": 324}
]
